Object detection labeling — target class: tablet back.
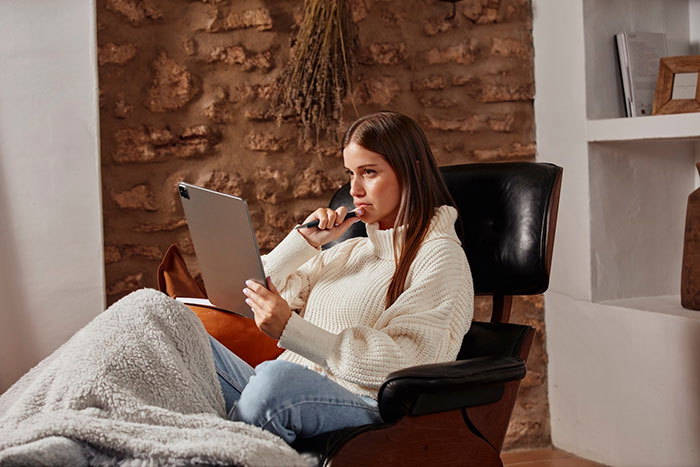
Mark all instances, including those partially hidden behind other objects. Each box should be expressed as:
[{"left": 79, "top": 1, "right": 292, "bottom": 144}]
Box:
[{"left": 178, "top": 182, "right": 266, "bottom": 318}]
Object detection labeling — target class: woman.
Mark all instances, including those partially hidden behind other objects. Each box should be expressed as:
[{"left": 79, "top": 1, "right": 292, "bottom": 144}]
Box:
[{"left": 210, "top": 111, "right": 474, "bottom": 443}]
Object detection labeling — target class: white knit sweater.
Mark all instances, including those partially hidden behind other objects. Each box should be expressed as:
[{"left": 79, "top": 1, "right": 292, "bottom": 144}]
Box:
[{"left": 261, "top": 205, "right": 473, "bottom": 398}]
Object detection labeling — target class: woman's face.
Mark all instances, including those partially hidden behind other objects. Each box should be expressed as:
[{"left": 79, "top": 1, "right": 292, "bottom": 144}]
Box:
[{"left": 343, "top": 142, "right": 401, "bottom": 230}]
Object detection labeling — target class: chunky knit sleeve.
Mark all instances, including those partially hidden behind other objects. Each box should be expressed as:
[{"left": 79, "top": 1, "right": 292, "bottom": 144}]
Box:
[
  {"left": 261, "top": 229, "right": 323, "bottom": 312},
  {"left": 279, "top": 237, "right": 474, "bottom": 391}
]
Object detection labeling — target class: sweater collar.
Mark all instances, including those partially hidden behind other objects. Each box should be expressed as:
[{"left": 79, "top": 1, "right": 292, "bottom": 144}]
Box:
[{"left": 365, "top": 205, "right": 460, "bottom": 260}]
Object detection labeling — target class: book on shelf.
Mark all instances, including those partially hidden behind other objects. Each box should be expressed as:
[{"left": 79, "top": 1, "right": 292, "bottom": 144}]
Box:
[{"left": 615, "top": 32, "right": 668, "bottom": 117}]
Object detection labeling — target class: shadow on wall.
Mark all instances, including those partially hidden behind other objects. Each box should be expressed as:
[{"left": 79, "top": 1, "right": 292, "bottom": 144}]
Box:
[
  {"left": 0, "top": 153, "right": 39, "bottom": 394},
  {"left": 691, "top": 320, "right": 700, "bottom": 446}
]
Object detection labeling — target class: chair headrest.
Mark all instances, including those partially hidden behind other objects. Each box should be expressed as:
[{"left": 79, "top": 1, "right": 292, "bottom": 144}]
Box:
[{"left": 326, "top": 162, "right": 562, "bottom": 296}]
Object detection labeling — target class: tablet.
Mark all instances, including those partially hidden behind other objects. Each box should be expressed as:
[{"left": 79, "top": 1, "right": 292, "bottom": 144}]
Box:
[{"left": 177, "top": 182, "right": 266, "bottom": 318}]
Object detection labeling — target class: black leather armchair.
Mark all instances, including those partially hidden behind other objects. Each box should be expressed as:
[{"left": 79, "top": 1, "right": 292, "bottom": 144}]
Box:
[{"left": 293, "top": 162, "right": 563, "bottom": 466}]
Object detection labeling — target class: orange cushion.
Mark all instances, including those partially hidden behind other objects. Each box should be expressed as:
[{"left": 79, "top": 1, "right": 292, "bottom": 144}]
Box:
[{"left": 157, "top": 244, "right": 284, "bottom": 367}]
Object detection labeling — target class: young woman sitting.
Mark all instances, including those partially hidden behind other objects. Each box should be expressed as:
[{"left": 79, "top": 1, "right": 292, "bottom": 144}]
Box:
[{"left": 213, "top": 110, "right": 474, "bottom": 443}]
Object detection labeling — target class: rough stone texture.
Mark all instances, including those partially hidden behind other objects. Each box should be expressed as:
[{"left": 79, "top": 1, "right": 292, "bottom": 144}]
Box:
[
  {"left": 112, "top": 125, "right": 219, "bottom": 163},
  {"left": 98, "top": 42, "right": 137, "bottom": 66},
  {"left": 105, "top": 0, "right": 162, "bottom": 26},
  {"left": 195, "top": 170, "right": 246, "bottom": 197},
  {"left": 105, "top": 272, "right": 144, "bottom": 296},
  {"left": 104, "top": 245, "right": 121, "bottom": 264},
  {"left": 253, "top": 167, "right": 290, "bottom": 205},
  {"left": 113, "top": 92, "right": 133, "bottom": 119},
  {"left": 379, "top": 8, "right": 406, "bottom": 28},
  {"left": 207, "top": 46, "right": 273, "bottom": 73},
  {"left": 462, "top": 0, "right": 501, "bottom": 24},
  {"left": 411, "top": 75, "right": 447, "bottom": 91},
  {"left": 183, "top": 39, "right": 197, "bottom": 56},
  {"left": 133, "top": 219, "right": 187, "bottom": 233},
  {"left": 178, "top": 234, "right": 195, "bottom": 256},
  {"left": 492, "top": 36, "right": 532, "bottom": 59},
  {"left": 206, "top": 7, "right": 272, "bottom": 32},
  {"left": 359, "top": 42, "right": 408, "bottom": 65},
  {"left": 502, "top": 295, "right": 551, "bottom": 450},
  {"left": 97, "top": 0, "right": 548, "bottom": 450},
  {"left": 292, "top": 169, "right": 346, "bottom": 199},
  {"left": 473, "top": 82, "right": 534, "bottom": 103},
  {"left": 104, "top": 244, "right": 163, "bottom": 263},
  {"left": 420, "top": 96, "right": 459, "bottom": 108},
  {"left": 111, "top": 184, "right": 157, "bottom": 211},
  {"left": 423, "top": 17, "right": 457, "bottom": 37},
  {"left": 349, "top": 0, "right": 371, "bottom": 23},
  {"left": 245, "top": 131, "right": 290, "bottom": 153},
  {"left": 354, "top": 76, "right": 401, "bottom": 106},
  {"left": 473, "top": 142, "right": 536, "bottom": 160},
  {"left": 425, "top": 42, "right": 478, "bottom": 65},
  {"left": 146, "top": 51, "right": 199, "bottom": 112},
  {"left": 421, "top": 113, "right": 515, "bottom": 133}
]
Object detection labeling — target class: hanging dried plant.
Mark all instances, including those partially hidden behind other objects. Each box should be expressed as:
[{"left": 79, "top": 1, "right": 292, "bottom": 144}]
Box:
[{"left": 272, "top": 0, "right": 359, "bottom": 142}]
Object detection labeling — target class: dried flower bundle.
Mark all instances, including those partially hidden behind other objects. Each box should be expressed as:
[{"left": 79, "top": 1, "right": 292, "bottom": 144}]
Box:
[{"left": 272, "top": 0, "right": 359, "bottom": 142}]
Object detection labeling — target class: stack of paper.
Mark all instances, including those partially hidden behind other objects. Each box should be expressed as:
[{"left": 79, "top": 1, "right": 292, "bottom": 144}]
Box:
[{"left": 615, "top": 32, "right": 668, "bottom": 117}]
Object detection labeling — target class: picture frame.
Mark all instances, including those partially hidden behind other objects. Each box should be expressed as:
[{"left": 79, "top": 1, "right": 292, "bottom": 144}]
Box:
[{"left": 652, "top": 56, "right": 700, "bottom": 115}]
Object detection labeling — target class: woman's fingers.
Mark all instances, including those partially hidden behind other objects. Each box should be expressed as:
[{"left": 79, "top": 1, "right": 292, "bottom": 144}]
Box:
[
  {"left": 243, "top": 279, "right": 285, "bottom": 313},
  {"left": 244, "top": 278, "right": 266, "bottom": 294},
  {"left": 322, "top": 208, "right": 337, "bottom": 229},
  {"left": 304, "top": 207, "right": 353, "bottom": 230},
  {"left": 243, "top": 277, "right": 291, "bottom": 339},
  {"left": 297, "top": 206, "right": 363, "bottom": 248},
  {"left": 299, "top": 206, "right": 356, "bottom": 231},
  {"left": 243, "top": 280, "right": 269, "bottom": 307},
  {"left": 334, "top": 206, "right": 348, "bottom": 225}
]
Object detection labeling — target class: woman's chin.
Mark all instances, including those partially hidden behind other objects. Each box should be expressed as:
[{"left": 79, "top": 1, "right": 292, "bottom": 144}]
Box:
[{"left": 357, "top": 215, "right": 373, "bottom": 225}]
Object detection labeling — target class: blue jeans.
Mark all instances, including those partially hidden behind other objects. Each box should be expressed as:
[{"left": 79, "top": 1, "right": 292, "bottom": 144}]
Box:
[{"left": 209, "top": 336, "right": 382, "bottom": 444}]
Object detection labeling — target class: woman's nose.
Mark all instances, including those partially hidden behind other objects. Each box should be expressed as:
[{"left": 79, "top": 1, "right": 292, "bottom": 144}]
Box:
[{"left": 349, "top": 179, "right": 364, "bottom": 197}]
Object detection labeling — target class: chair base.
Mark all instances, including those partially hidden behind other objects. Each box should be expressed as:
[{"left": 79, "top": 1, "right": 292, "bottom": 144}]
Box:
[{"left": 327, "top": 410, "right": 503, "bottom": 467}]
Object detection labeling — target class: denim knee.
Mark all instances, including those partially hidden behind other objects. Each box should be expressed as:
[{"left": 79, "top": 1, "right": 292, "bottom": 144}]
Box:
[
  {"left": 231, "top": 360, "right": 381, "bottom": 444},
  {"left": 232, "top": 360, "right": 304, "bottom": 440},
  {"left": 233, "top": 360, "right": 302, "bottom": 420}
]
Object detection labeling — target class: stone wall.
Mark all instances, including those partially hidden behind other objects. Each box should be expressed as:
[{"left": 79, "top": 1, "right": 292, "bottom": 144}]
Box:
[{"left": 96, "top": 0, "right": 547, "bottom": 449}]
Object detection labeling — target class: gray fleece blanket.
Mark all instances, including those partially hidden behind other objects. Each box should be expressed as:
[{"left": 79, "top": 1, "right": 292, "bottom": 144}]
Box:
[{"left": 0, "top": 289, "right": 305, "bottom": 466}]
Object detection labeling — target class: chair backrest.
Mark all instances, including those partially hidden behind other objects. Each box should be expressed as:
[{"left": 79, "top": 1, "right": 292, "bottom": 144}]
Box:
[{"left": 327, "top": 162, "right": 563, "bottom": 322}]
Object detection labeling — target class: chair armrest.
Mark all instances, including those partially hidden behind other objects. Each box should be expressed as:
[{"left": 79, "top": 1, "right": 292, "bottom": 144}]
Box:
[{"left": 377, "top": 356, "right": 526, "bottom": 423}]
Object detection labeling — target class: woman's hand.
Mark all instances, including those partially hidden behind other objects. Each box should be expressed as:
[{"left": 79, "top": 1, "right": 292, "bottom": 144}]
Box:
[
  {"left": 297, "top": 206, "right": 364, "bottom": 248},
  {"left": 243, "top": 277, "right": 292, "bottom": 340}
]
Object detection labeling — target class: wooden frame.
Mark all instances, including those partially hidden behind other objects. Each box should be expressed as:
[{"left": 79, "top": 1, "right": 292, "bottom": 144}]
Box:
[{"left": 652, "top": 56, "right": 700, "bottom": 115}]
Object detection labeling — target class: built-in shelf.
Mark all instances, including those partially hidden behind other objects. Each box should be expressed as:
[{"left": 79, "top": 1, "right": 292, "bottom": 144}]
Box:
[
  {"left": 586, "top": 113, "right": 700, "bottom": 142},
  {"left": 535, "top": 0, "right": 700, "bottom": 464},
  {"left": 598, "top": 294, "right": 700, "bottom": 320}
]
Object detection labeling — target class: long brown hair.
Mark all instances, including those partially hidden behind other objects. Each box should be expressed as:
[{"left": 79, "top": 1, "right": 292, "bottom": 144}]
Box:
[{"left": 342, "top": 111, "right": 456, "bottom": 308}]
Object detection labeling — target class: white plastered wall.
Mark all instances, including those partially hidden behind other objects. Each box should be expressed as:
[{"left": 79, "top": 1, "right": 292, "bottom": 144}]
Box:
[
  {"left": 534, "top": 1, "right": 700, "bottom": 465},
  {"left": 0, "top": 0, "right": 105, "bottom": 393}
]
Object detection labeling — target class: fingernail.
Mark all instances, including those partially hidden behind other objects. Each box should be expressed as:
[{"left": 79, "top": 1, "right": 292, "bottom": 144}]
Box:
[
  {"left": 245, "top": 298, "right": 251, "bottom": 305},
  {"left": 245, "top": 280, "right": 253, "bottom": 286},
  {"left": 243, "top": 288, "right": 249, "bottom": 295},
  {"left": 357, "top": 208, "right": 364, "bottom": 215}
]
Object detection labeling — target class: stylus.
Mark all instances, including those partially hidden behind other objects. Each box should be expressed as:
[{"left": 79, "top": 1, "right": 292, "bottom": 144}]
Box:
[{"left": 295, "top": 211, "right": 358, "bottom": 230}]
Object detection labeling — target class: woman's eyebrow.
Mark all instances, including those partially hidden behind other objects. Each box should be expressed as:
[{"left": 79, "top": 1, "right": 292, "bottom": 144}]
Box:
[{"left": 346, "top": 164, "right": 380, "bottom": 170}]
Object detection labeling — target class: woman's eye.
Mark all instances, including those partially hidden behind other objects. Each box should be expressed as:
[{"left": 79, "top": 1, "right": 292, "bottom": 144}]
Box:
[{"left": 364, "top": 170, "right": 376, "bottom": 176}]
